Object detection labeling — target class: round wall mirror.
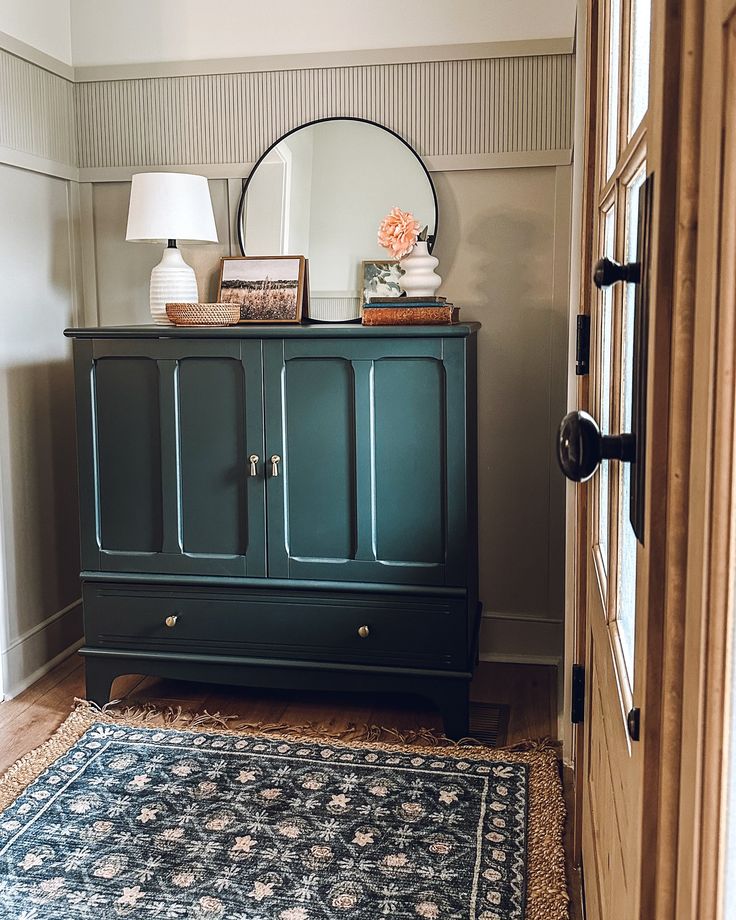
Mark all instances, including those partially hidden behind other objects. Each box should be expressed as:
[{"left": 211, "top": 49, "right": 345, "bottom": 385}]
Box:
[{"left": 237, "top": 117, "right": 438, "bottom": 321}]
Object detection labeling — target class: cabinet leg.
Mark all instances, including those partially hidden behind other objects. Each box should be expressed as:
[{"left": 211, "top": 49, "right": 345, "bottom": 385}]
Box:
[
  {"left": 435, "top": 685, "right": 470, "bottom": 740},
  {"left": 84, "top": 659, "right": 115, "bottom": 707}
]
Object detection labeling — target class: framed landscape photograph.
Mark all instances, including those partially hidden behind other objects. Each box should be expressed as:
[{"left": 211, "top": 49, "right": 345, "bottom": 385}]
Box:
[
  {"left": 362, "top": 259, "right": 403, "bottom": 301},
  {"left": 218, "top": 255, "right": 306, "bottom": 322}
]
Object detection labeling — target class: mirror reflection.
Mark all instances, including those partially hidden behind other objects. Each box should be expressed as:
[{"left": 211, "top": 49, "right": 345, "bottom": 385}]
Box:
[{"left": 238, "top": 118, "right": 437, "bottom": 321}]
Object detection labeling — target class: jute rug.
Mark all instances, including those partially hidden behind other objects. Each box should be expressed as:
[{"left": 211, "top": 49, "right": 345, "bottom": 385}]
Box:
[{"left": 0, "top": 701, "right": 568, "bottom": 919}]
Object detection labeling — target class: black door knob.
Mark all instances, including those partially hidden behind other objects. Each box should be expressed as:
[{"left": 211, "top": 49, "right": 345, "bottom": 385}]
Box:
[
  {"left": 557, "top": 411, "right": 636, "bottom": 483},
  {"left": 593, "top": 257, "right": 641, "bottom": 288},
  {"left": 627, "top": 707, "right": 641, "bottom": 742}
]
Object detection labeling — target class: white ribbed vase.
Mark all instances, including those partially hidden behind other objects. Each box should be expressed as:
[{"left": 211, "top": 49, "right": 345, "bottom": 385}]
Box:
[
  {"left": 149, "top": 246, "right": 199, "bottom": 324},
  {"left": 399, "top": 241, "right": 441, "bottom": 297}
]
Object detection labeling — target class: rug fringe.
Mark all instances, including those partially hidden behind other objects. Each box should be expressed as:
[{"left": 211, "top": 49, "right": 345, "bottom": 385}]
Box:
[
  {"left": 80, "top": 698, "right": 561, "bottom": 756},
  {"left": 1, "top": 699, "right": 570, "bottom": 920}
]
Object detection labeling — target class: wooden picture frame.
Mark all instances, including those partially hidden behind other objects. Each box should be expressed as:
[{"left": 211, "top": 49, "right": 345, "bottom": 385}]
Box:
[{"left": 218, "top": 255, "right": 306, "bottom": 323}]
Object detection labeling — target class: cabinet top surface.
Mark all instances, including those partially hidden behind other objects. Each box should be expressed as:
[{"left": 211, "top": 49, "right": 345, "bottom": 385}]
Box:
[{"left": 64, "top": 322, "right": 480, "bottom": 340}]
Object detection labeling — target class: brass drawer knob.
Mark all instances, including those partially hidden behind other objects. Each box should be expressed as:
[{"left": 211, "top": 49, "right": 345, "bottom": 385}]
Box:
[
  {"left": 357, "top": 625, "right": 370, "bottom": 639},
  {"left": 165, "top": 615, "right": 178, "bottom": 628}
]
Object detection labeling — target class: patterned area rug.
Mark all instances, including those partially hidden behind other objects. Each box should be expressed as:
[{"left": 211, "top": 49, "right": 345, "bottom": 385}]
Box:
[{"left": 0, "top": 703, "right": 567, "bottom": 920}]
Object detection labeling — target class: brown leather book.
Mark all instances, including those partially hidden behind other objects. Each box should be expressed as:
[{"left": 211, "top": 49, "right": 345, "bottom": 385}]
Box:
[{"left": 362, "top": 306, "right": 459, "bottom": 326}]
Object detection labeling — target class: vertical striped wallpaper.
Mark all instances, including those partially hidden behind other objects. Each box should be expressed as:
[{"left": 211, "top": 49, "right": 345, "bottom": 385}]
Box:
[
  {"left": 0, "top": 47, "right": 574, "bottom": 174},
  {"left": 75, "top": 55, "right": 573, "bottom": 170},
  {"left": 0, "top": 49, "right": 76, "bottom": 167}
]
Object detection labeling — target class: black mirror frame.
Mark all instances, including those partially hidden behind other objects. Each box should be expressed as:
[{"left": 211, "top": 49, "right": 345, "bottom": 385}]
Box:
[{"left": 236, "top": 116, "right": 439, "bottom": 257}]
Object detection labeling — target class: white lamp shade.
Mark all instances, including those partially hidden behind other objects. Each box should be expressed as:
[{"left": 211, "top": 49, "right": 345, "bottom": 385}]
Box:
[{"left": 126, "top": 172, "right": 218, "bottom": 242}]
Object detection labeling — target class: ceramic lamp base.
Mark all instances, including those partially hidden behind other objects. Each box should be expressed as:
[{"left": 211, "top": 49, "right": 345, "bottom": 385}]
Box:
[{"left": 150, "top": 246, "right": 198, "bottom": 324}]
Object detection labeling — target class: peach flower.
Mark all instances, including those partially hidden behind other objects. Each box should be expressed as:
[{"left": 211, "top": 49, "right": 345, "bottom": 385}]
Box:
[{"left": 377, "top": 207, "right": 421, "bottom": 259}]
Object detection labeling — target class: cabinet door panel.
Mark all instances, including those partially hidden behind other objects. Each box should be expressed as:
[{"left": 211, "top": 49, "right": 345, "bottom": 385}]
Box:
[
  {"left": 264, "top": 338, "right": 467, "bottom": 585},
  {"left": 373, "top": 357, "right": 445, "bottom": 563},
  {"left": 284, "top": 357, "right": 356, "bottom": 559},
  {"left": 95, "top": 357, "right": 163, "bottom": 553},
  {"left": 79, "top": 339, "right": 266, "bottom": 577},
  {"left": 178, "top": 357, "right": 248, "bottom": 557}
]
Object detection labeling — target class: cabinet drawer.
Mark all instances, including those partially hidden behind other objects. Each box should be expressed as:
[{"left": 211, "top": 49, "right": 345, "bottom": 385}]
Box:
[{"left": 83, "top": 582, "right": 468, "bottom": 671}]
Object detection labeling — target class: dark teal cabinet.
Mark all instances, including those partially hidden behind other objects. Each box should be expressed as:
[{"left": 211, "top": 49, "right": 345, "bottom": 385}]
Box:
[{"left": 67, "top": 324, "right": 480, "bottom": 737}]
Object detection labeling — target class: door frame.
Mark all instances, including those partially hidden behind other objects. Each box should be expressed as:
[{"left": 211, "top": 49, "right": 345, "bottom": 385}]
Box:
[
  {"left": 567, "top": 0, "right": 706, "bottom": 913},
  {"left": 672, "top": 1, "right": 736, "bottom": 917},
  {"left": 564, "top": 0, "right": 598, "bottom": 865}
]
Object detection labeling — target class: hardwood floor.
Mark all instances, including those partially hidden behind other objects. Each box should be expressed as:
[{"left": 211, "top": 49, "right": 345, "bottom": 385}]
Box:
[
  {"left": 0, "top": 655, "right": 579, "bottom": 913},
  {"left": 0, "top": 655, "right": 558, "bottom": 775}
]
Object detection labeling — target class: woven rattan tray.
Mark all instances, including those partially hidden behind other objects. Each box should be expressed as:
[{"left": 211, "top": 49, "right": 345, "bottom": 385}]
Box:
[{"left": 165, "top": 303, "right": 240, "bottom": 326}]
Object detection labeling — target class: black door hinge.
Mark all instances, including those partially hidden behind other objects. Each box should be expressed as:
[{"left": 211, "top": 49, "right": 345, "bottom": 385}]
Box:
[
  {"left": 576, "top": 315, "right": 591, "bottom": 375},
  {"left": 571, "top": 664, "right": 585, "bottom": 723},
  {"left": 627, "top": 707, "right": 641, "bottom": 742}
]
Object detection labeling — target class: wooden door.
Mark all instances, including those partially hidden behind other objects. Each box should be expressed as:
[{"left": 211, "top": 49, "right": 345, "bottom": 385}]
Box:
[
  {"left": 576, "top": 0, "right": 657, "bottom": 920},
  {"left": 567, "top": 0, "right": 734, "bottom": 915},
  {"left": 75, "top": 337, "right": 266, "bottom": 577},
  {"left": 262, "top": 336, "right": 470, "bottom": 586},
  {"left": 566, "top": 0, "right": 713, "bottom": 911}
]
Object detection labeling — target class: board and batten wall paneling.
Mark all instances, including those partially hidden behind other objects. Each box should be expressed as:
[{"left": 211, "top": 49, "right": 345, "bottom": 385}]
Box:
[
  {"left": 74, "top": 54, "right": 574, "bottom": 173},
  {"left": 0, "top": 47, "right": 76, "bottom": 177},
  {"left": 0, "top": 163, "right": 83, "bottom": 697}
]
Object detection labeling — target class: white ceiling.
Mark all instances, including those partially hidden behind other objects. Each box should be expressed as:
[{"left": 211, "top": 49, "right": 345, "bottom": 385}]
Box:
[{"left": 69, "top": 0, "right": 576, "bottom": 68}]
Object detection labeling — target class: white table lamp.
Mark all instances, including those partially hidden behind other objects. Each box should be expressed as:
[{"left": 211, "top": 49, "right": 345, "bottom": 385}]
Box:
[{"left": 126, "top": 172, "right": 218, "bottom": 324}]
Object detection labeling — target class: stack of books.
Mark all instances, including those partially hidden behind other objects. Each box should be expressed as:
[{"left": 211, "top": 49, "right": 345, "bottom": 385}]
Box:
[{"left": 361, "top": 296, "right": 459, "bottom": 326}]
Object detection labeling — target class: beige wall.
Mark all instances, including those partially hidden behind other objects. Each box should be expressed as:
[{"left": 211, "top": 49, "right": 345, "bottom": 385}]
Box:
[
  {"left": 69, "top": 0, "right": 575, "bottom": 68},
  {"left": 0, "top": 163, "right": 82, "bottom": 695},
  {"left": 436, "top": 167, "right": 569, "bottom": 660},
  {"left": 84, "top": 166, "right": 570, "bottom": 663}
]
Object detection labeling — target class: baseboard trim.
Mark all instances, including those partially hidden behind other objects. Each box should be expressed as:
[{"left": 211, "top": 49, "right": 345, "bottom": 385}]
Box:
[
  {"left": 3, "top": 599, "right": 82, "bottom": 652},
  {"left": 1, "top": 600, "right": 83, "bottom": 699},
  {"left": 3, "top": 637, "right": 84, "bottom": 700},
  {"left": 479, "top": 652, "right": 563, "bottom": 667},
  {"left": 482, "top": 609, "right": 565, "bottom": 625},
  {"left": 479, "top": 612, "right": 563, "bottom": 663}
]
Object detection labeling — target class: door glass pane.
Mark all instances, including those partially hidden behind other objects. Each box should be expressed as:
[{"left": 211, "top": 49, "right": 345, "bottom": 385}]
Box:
[
  {"left": 616, "top": 166, "right": 646, "bottom": 682},
  {"left": 597, "top": 206, "right": 616, "bottom": 570},
  {"left": 606, "top": 0, "right": 622, "bottom": 178},
  {"left": 628, "top": 0, "right": 651, "bottom": 136}
]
